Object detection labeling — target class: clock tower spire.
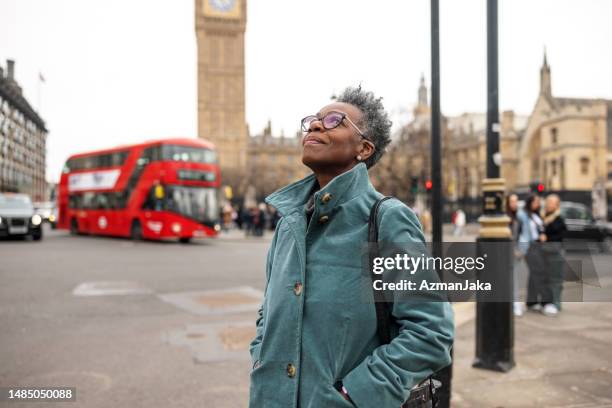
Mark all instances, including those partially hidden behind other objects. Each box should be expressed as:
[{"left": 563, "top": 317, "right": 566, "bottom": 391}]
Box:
[{"left": 195, "top": 0, "right": 248, "bottom": 192}]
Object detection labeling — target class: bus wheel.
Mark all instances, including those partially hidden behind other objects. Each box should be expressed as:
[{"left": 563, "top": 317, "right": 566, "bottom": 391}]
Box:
[
  {"left": 70, "top": 218, "right": 79, "bottom": 235},
  {"left": 131, "top": 220, "right": 143, "bottom": 241},
  {"left": 179, "top": 237, "right": 191, "bottom": 244}
]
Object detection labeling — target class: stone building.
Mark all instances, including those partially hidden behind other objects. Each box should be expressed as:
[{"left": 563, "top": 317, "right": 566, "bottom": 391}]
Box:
[
  {"left": 195, "top": 0, "right": 309, "bottom": 203},
  {"left": 517, "top": 53, "right": 612, "bottom": 218},
  {"left": 195, "top": 0, "right": 249, "bottom": 192},
  {"left": 245, "top": 120, "right": 309, "bottom": 201},
  {"left": 371, "top": 75, "right": 528, "bottom": 221},
  {"left": 373, "top": 54, "right": 611, "bottom": 220},
  {"left": 0, "top": 60, "right": 47, "bottom": 201}
]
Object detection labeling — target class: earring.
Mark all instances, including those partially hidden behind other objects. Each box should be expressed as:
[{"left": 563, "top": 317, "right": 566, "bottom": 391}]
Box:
[{"left": 356, "top": 155, "right": 362, "bottom": 161}]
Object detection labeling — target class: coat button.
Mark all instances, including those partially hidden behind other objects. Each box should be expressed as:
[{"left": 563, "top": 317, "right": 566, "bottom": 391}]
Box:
[
  {"left": 318, "top": 215, "right": 329, "bottom": 224},
  {"left": 293, "top": 282, "right": 303, "bottom": 296},
  {"left": 321, "top": 193, "right": 332, "bottom": 204},
  {"left": 286, "top": 363, "right": 297, "bottom": 378}
]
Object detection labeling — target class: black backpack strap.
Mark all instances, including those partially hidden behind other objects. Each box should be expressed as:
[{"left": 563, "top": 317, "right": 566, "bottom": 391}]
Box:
[
  {"left": 369, "top": 196, "right": 439, "bottom": 407},
  {"left": 368, "top": 196, "right": 394, "bottom": 345}
]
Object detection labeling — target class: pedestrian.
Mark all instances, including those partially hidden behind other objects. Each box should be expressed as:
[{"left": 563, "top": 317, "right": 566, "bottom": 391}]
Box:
[
  {"left": 249, "top": 86, "right": 454, "bottom": 407},
  {"left": 236, "top": 204, "right": 244, "bottom": 230},
  {"left": 453, "top": 208, "right": 466, "bottom": 236},
  {"left": 541, "top": 194, "right": 567, "bottom": 314},
  {"left": 517, "top": 194, "right": 550, "bottom": 314},
  {"left": 222, "top": 203, "right": 233, "bottom": 232},
  {"left": 420, "top": 208, "right": 432, "bottom": 234},
  {"left": 506, "top": 193, "right": 524, "bottom": 316},
  {"left": 249, "top": 204, "right": 263, "bottom": 237}
]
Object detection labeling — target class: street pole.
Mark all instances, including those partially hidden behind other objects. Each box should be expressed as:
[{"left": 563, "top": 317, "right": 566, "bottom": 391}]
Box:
[
  {"left": 430, "top": 0, "right": 452, "bottom": 406},
  {"left": 431, "top": 0, "right": 442, "bottom": 249},
  {"left": 473, "top": 0, "right": 515, "bottom": 373}
]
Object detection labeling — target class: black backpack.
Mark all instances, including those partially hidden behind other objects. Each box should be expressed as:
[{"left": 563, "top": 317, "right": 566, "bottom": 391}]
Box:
[{"left": 368, "top": 196, "right": 440, "bottom": 408}]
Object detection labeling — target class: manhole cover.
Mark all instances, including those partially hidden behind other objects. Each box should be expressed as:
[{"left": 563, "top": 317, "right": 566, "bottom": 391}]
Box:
[
  {"left": 218, "top": 326, "right": 256, "bottom": 351},
  {"left": 164, "top": 321, "right": 255, "bottom": 363},
  {"left": 158, "top": 286, "right": 263, "bottom": 315},
  {"left": 72, "top": 281, "right": 153, "bottom": 296}
]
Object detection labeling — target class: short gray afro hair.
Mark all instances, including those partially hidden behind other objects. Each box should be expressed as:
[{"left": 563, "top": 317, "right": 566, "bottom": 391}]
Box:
[{"left": 335, "top": 85, "right": 392, "bottom": 168}]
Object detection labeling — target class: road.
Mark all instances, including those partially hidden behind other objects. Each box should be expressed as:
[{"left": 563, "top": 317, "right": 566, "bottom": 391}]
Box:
[{"left": 0, "top": 225, "right": 270, "bottom": 408}]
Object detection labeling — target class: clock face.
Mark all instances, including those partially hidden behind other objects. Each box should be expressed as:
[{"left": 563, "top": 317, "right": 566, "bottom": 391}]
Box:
[{"left": 209, "top": 0, "right": 236, "bottom": 12}]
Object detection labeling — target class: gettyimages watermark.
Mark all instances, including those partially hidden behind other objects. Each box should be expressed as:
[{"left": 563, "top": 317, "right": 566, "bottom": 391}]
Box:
[{"left": 359, "top": 241, "right": 611, "bottom": 303}]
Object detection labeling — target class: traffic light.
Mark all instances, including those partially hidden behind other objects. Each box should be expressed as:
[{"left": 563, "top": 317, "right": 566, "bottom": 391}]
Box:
[
  {"left": 529, "top": 181, "right": 545, "bottom": 194},
  {"left": 411, "top": 177, "right": 419, "bottom": 194},
  {"left": 425, "top": 179, "right": 433, "bottom": 191}
]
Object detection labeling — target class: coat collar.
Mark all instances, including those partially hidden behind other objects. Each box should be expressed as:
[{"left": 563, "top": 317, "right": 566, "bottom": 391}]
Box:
[{"left": 265, "top": 162, "right": 373, "bottom": 217}]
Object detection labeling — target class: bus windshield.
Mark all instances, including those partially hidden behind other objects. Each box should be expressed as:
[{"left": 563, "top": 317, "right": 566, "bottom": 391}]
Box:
[
  {"left": 167, "top": 185, "right": 218, "bottom": 223},
  {"left": 144, "top": 185, "right": 218, "bottom": 224}
]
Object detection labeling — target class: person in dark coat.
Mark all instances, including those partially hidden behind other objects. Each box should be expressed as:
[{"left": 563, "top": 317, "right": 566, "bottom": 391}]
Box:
[{"left": 541, "top": 194, "right": 567, "bottom": 314}]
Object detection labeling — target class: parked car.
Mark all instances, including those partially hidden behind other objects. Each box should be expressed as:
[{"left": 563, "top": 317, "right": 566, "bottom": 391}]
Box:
[
  {"left": 0, "top": 193, "right": 43, "bottom": 240},
  {"left": 518, "top": 199, "right": 609, "bottom": 251},
  {"left": 33, "top": 201, "right": 57, "bottom": 228},
  {"left": 560, "top": 202, "right": 608, "bottom": 241}
]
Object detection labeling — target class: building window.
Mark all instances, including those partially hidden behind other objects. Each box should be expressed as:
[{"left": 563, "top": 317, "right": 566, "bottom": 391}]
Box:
[
  {"left": 551, "top": 127, "right": 558, "bottom": 145},
  {"left": 551, "top": 159, "right": 557, "bottom": 176},
  {"left": 580, "top": 157, "right": 589, "bottom": 175}
]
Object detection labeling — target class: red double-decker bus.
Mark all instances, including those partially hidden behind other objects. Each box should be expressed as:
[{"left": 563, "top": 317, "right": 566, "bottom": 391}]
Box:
[{"left": 57, "top": 138, "right": 221, "bottom": 242}]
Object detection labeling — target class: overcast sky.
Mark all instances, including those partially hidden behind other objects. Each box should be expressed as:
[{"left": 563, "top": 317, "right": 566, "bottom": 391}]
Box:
[{"left": 1, "top": 0, "right": 611, "bottom": 182}]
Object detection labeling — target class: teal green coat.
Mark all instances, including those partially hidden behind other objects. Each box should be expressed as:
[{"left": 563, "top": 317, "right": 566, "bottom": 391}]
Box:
[{"left": 249, "top": 163, "right": 454, "bottom": 408}]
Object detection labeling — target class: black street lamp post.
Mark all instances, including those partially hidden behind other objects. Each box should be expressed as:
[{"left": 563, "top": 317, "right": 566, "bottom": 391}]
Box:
[
  {"left": 430, "top": 0, "right": 452, "bottom": 406},
  {"left": 473, "top": 0, "right": 515, "bottom": 373}
]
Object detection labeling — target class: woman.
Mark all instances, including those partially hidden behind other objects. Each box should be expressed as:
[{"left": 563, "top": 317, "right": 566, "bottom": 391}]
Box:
[
  {"left": 517, "top": 194, "right": 549, "bottom": 313},
  {"left": 541, "top": 194, "right": 567, "bottom": 314},
  {"left": 506, "top": 193, "right": 524, "bottom": 316},
  {"left": 249, "top": 86, "right": 454, "bottom": 407}
]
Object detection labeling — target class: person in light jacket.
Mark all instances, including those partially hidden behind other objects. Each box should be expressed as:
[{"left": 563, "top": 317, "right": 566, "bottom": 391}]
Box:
[
  {"left": 249, "top": 86, "right": 454, "bottom": 408},
  {"left": 517, "top": 194, "right": 550, "bottom": 313}
]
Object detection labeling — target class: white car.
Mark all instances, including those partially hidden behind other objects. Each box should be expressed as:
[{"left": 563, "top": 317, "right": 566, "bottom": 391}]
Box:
[{"left": 0, "top": 193, "right": 43, "bottom": 240}]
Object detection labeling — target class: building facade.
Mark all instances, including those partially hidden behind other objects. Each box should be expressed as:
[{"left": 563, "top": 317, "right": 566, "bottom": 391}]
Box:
[
  {"left": 0, "top": 60, "right": 47, "bottom": 201},
  {"left": 195, "top": 0, "right": 309, "bottom": 203},
  {"left": 195, "top": 0, "right": 250, "bottom": 192},
  {"left": 246, "top": 121, "right": 310, "bottom": 201},
  {"left": 371, "top": 76, "right": 528, "bottom": 221},
  {"left": 373, "top": 55, "right": 611, "bottom": 220},
  {"left": 517, "top": 54, "right": 611, "bottom": 218}
]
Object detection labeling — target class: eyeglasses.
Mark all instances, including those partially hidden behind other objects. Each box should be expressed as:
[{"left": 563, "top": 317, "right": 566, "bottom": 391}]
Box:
[{"left": 301, "top": 111, "right": 370, "bottom": 141}]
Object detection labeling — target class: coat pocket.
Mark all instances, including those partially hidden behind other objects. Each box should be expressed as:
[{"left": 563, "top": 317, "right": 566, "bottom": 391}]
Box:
[{"left": 328, "top": 384, "right": 356, "bottom": 408}]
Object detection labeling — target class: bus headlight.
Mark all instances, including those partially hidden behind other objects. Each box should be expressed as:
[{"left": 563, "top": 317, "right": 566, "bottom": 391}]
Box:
[
  {"left": 31, "top": 214, "right": 42, "bottom": 226},
  {"left": 171, "top": 223, "right": 182, "bottom": 234},
  {"left": 49, "top": 214, "right": 56, "bottom": 222},
  {"left": 214, "top": 223, "right": 221, "bottom": 232}
]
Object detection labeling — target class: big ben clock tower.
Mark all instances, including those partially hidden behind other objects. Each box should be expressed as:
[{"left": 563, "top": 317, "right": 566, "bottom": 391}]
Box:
[{"left": 195, "top": 0, "right": 248, "bottom": 191}]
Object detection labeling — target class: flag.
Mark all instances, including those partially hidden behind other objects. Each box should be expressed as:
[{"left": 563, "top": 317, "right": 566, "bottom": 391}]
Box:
[{"left": 39, "top": 72, "right": 45, "bottom": 83}]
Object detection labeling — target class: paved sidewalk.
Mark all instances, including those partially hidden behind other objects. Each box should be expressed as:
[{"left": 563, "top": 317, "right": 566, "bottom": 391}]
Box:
[{"left": 451, "top": 302, "right": 612, "bottom": 407}]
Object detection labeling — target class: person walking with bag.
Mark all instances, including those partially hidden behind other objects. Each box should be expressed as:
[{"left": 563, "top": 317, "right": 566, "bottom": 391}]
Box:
[{"left": 248, "top": 86, "right": 454, "bottom": 408}]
